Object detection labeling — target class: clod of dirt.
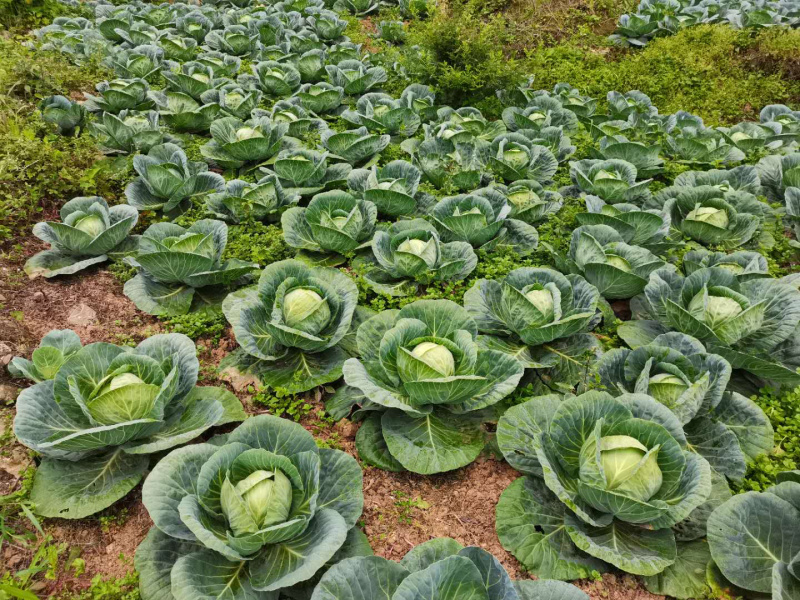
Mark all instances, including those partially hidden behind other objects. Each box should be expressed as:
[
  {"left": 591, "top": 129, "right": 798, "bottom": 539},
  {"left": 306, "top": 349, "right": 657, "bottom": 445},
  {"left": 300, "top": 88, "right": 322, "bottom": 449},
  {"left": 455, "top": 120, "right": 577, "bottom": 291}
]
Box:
[
  {"left": 67, "top": 303, "right": 98, "bottom": 326},
  {"left": 0, "top": 384, "right": 18, "bottom": 404}
]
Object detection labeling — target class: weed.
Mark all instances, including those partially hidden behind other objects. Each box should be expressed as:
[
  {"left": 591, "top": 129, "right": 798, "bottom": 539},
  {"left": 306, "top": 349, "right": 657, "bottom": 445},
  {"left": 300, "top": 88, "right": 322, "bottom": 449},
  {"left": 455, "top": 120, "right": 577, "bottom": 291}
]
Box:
[
  {"left": 163, "top": 312, "right": 227, "bottom": 343},
  {"left": 251, "top": 387, "right": 314, "bottom": 422},
  {"left": 392, "top": 490, "right": 430, "bottom": 524},
  {"left": 223, "top": 221, "right": 294, "bottom": 265},
  {"left": 734, "top": 385, "right": 800, "bottom": 492}
]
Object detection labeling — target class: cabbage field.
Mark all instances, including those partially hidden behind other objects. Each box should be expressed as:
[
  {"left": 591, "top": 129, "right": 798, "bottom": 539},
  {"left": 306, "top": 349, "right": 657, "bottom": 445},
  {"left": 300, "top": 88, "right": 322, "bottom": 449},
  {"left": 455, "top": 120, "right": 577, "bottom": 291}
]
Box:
[{"left": 1, "top": 0, "right": 800, "bottom": 598}]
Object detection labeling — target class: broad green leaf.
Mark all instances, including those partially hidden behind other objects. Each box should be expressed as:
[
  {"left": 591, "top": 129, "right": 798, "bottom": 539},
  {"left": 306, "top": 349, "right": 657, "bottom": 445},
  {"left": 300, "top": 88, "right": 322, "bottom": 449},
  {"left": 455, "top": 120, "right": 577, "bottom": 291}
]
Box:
[
  {"left": 227, "top": 414, "right": 319, "bottom": 457},
  {"left": 495, "top": 477, "right": 605, "bottom": 580},
  {"left": 400, "top": 538, "right": 464, "bottom": 572},
  {"left": 381, "top": 409, "right": 485, "bottom": 474},
  {"left": 310, "top": 556, "right": 408, "bottom": 600},
  {"left": 707, "top": 484, "right": 800, "bottom": 593},
  {"left": 514, "top": 580, "right": 590, "bottom": 600},
  {"left": 496, "top": 394, "right": 563, "bottom": 477},
  {"left": 249, "top": 508, "right": 348, "bottom": 591},
  {"left": 642, "top": 540, "right": 713, "bottom": 599},
  {"left": 171, "top": 550, "right": 276, "bottom": 600},
  {"left": 219, "top": 347, "right": 348, "bottom": 394},
  {"left": 142, "top": 443, "right": 220, "bottom": 540},
  {"left": 565, "top": 514, "right": 676, "bottom": 576},
  {"left": 355, "top": 413, "right": 404, "bottom": 472},
  {"left": 24, "top": 250, "right": 108, "bottom": 279},
  {"left": 316, "top": 448, "right": 363, "bottom": 528},
  {"left": 391, "top": 555, "right": 489, "bottom": 600},
  {"left": 135, "top": 527, "right": 205, "bottom": 600},
  {"left": 124, "top": 273, "right": 195, "bottom": 316},
  {"left": 30, "top": 449, "right": 148, "bottom": 518}
]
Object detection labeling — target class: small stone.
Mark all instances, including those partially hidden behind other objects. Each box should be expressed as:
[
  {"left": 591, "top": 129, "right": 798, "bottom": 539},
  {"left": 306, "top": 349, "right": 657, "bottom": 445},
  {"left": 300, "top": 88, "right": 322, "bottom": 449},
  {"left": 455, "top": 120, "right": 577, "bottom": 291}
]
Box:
[
  {"left": 67, "top": 303, "right": 97, "bottom": 327},
  {"left": 0, "top": 354, "right": 11, "bottom": 367},
  {"left": 32, "top": 291, "right": 45, "bottom": 302},
  {"left": 105, "top": 543, "right": 116, "bottom": 555},
  {"left": 0, "top": 385, "right": 17, "bottom": 404},
  {"left": 0, "top": 342, "right": 11, "bottom": 356}
]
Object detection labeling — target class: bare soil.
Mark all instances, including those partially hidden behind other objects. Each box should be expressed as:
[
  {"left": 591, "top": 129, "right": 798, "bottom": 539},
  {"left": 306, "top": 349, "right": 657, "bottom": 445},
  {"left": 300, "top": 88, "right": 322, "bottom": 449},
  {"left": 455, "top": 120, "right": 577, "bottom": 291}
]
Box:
[{"left": 0, "top": 241, "right": 663, "bottom": 600}]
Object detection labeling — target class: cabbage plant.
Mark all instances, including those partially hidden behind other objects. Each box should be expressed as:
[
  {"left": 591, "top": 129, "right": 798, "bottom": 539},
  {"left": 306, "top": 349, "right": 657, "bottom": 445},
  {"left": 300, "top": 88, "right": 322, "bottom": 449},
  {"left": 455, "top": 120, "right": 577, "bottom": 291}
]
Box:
[
  {"left": 125, "top": 143, "right": 226, "bottom": 216},
  {"left": 590, "top": 136, "right": 664, "bottom": 178},
  {"left": 492, "top": 180, "right": 563, "bottom": 224},
  {"left": 312, "top": 537, "right": 590, "bottom": 600},
  {"left": 200, "top": 116, "right": 288, "bottom": 170},
  {"left": 321, "top": 127, "right": 390, "bottom": 166},
  {"left": 124, "top": 220, "right": 258, "bottom": 316},
  {"left": 161, "top": 63, "right": 226, "bottom": 101},
  {"left": 264, "top": 149, "right": 352, "bottom": 197},
  {"left": 620, "top": 267, "right": 800, "bottom": 384},
  {"left": 341, "top": 93, "right": 421, "bottom": 137},
  {"left": 340, "top": 300, "right": 524, "bottom": 474},
  {"left": 665, "top": 126, "right": 746, "bottom": 165},
  {"left": 569, "top": 159, "right": 651, "bottom": 204},
  {"left": 707, "top": 471, "right": 800, "bottom": 600},
  {"left": 325, "top": 60, "right": 387, "bottom": 95},
  {"left": 200, "top": 84, "right": 262, "bottom": 120},
  {"left": 495, "top": 391, "right": 711, "bottom": 578},
  {"left": 205, "top": 25, "right": 261, "bottom": 57},
  {"left": 91, "top": 111, "right": 166, "bottom": 154},
  {"left": 502, "top": 95, "right": 579, "bottom": 133},
  {"left": 430, "top": 188, "right": 539, "bottom": 256},
  {"left": 464, "top": 267, "right": 600, "bottom": 379},
  {"left": 281, "top": 191, "right": 377, "bottom": 262},
  {"left": 8, "top": 329, "right": 82, "bottom": 383},
  {"left": 549, "top": 224, "right": 667, "bottom": 300},
  {"left": 25, "top": 196, "right": 138, "bottom": 278},
  {"left": 487, "top": 135, "right": 559, "bottom": 184},
  {"left": 205, "top": 175, "right": 299, "bottom": 223},
  {"left": 13, "top": 332, "right": 245, "bottom": 518},
  {"left": 347, "top": 160, "right": 426, "bottom": 217},
  {"left": 221, "top": 258, "right": 362, "bottom": 392},
  {"left": 268, "top": 99, "right": 323, "bottom": 138},
  {"left": 670, "top": 165, "right": 761, "bottom": 195},
  {"left": 295, "top": 82, "right": 345, "bottom": 114},
  {"left": 576, "top": 196, "right": 672, "bottom": 253},
  {"left": 83, "top": 79, "right": 155, "bottom": 114},
  {"left": 136, "top": 415, "right": 366, "bottom": 600},
  {"left": 404, "top": 135, "right": 485, "bottom": 191},
  {"left": 245, "top": 60, "right": 302, "bottom": 97},
  {"left": 39, "top": 95, "right": 86, "bottom": 136},
  {"left": 652, "top": 185, "right": 771, "bottom": 249},
  {"left": 597, "top": 332, "right": 773, "bottom": 479},
  {"left": 757, "top": 152, "right": 800, "bottom": 203},
  {"left": 151, "top": 91, "right": 221, "bottom": 133},
  {"left": 682, "top": 249, "right": 769, "bottom": 280},
  {"left": 362, "top": 219, "right": 477, "bottom": 296},
  {"left": 108, "top": 44, "right": 165, "bottom": 81}
]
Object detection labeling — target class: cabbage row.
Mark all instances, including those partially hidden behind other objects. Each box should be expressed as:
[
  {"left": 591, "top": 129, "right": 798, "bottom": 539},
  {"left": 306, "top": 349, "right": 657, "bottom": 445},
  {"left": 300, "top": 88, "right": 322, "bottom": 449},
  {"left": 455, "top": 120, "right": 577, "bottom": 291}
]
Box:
[
  {"left": 612, "top": 0, "right": 800, "bottom": 47},
  {"left": 10, "top": 0, "right": 800, "bottom": 598}
]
